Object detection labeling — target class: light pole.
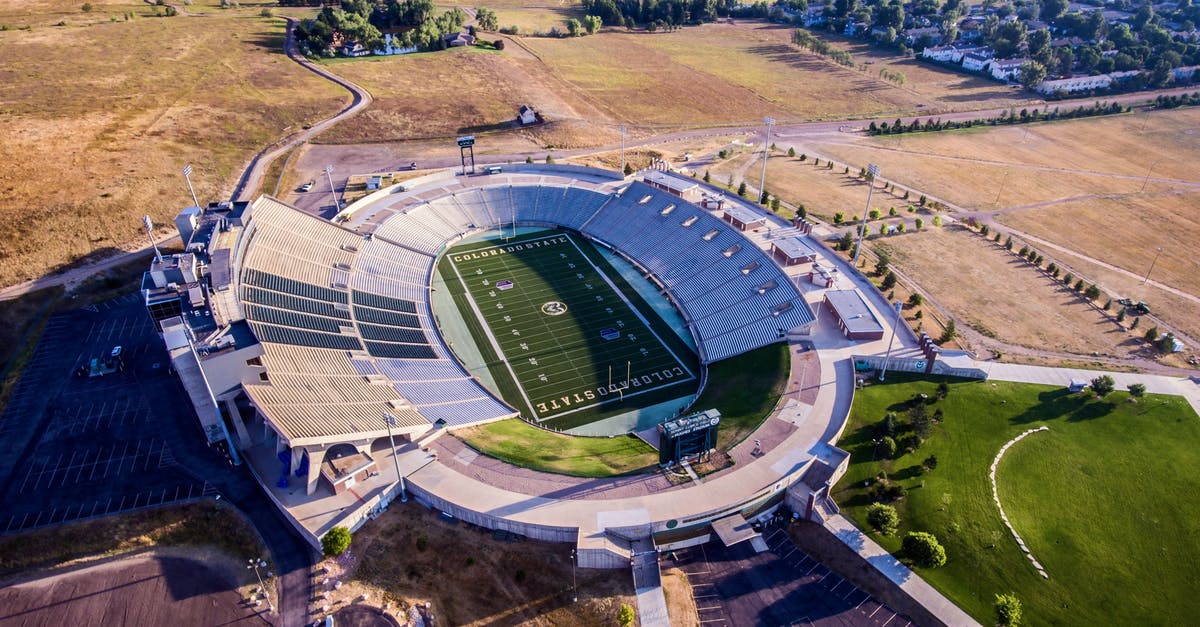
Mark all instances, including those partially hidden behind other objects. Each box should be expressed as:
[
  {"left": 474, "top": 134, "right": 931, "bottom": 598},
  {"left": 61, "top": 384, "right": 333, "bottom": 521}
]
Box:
[
  {"left": 879, "top": 301, "right": 904, "bottom": 382},
  {"left": 324, "top": 165, "right": 339, "bottom": 211},
  {"left": 382, "top": 412, "right": 408, "bottom": 503},
  {"left": 758, "top": 117, "right": 775, "bottom": 204},
  {"left": 182, "top": 164, "right": 201, "bottom": 210},
  {"left": 143, "top": 215, "right": 162, "bottom": 264},
  {"left": 852, "top": 164, "right": 880, "bottom": 266},
  {"left": 1139, "top": 158, "right": 1163, "bottom": 193},
  {"left": 1142, "top": 247, "right": 1163, "bottom": 285},
  {"left": 619, "top": 125, "right": 627, "bottom": 174},
  {"left": 570, "top": 549, "right": 578, "bottom": 602},
  {"left": 247, "top": 558, "right": 274, "bottom": 614}
]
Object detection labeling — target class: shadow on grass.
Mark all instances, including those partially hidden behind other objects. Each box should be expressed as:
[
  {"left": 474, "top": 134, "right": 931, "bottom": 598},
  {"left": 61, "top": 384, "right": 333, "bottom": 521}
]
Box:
[
  {"left": 891, "top": 465, "right": 924, "bottom": 481},
  {"left": 1068, "top": 400, "right": 1115, "bottom": 422}
]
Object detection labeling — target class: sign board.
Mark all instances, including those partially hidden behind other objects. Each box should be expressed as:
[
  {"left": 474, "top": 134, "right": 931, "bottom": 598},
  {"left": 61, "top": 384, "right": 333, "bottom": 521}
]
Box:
[{"left": 457, "top": 135, "right": 476, "bottom": 148}]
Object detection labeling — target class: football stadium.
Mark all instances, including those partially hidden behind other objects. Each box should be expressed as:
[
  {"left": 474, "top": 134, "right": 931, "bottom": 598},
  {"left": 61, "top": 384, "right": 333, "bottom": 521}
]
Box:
[{"left": 143, "top": 163, "right": 873, "bottom": 571}]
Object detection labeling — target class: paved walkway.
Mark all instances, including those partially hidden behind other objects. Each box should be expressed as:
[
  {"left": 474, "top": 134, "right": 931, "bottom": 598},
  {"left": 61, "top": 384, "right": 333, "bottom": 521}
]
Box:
[
  {"left": 823, "top": 515, "right": 982, "bottom": 627},
  {"left": 972, "top": 360, "right": 1200, "bottom": 416}
]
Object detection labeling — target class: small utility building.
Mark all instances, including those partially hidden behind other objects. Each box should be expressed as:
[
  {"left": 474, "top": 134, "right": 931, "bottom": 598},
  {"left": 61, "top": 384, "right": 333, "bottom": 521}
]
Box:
[
  {"left": 822, "top": 290, "right": 884, "bottom": 341},
  {"left": 721, "top": 204, "right": 767, "bottom": 231},
  {"left": 770, "top": 237, "right": 818, "bottom": 266},
  {"left": 643, "top": 171, "right": 701, "bottom": 202}
]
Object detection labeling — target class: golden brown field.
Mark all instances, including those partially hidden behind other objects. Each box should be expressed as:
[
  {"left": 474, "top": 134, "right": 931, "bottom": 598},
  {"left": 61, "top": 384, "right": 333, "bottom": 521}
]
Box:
[
  {"left": 873, "top": 227, "right": 1137, "bottom": 357},
  {"left": 0, "top": 9, "right": 344, "bottom": 288}
]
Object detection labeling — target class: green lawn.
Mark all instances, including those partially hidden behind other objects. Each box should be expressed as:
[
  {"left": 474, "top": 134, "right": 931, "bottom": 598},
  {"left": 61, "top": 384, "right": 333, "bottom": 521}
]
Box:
[
  {"left": 438, "top": 229, "right": 699, "bottom": 431},
  {"left": 833, "top": 373, "right": 1200, "bottom": 625},
  {"left": 454, "top": 418, "right": 659, "bottom": 477},
  {"left": 693, "top": 342, "right": 790, "bottom": 450}
]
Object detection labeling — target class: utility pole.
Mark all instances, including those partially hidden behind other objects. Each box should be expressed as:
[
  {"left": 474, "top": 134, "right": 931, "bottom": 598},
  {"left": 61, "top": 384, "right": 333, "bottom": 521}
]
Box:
[
  {"left": 247, "top": 558, "right": 274, "bottom": 614},
  {"left": 1142, "top": 247, "right": 1163, "bottom": 285},
  {"left": 143, "top": 215, "right": 162, "bottom": 264},
  {"left": 852, "top": 163, "right": 880, "bottom": 266},
  {"left": 758, "top": 117, "right": 775, "bottom": 204}
]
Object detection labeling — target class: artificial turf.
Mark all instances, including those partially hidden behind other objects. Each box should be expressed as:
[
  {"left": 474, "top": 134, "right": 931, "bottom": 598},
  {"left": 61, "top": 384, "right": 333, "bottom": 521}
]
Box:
[{"left": 833, "top": 373, "right": 1200, "bottom": 625}]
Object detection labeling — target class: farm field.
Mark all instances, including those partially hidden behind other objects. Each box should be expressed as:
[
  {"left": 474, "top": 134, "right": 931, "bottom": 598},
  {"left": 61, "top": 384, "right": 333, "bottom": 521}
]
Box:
[
  {"left": 833, "top": 374, "right": 1200, "bottom": 626},
  {"left": 872, "top": 227, "right": 1136, "bottom": 357},
  {"left": 0, "top": 8, "right": 345, "bottom": 289},
  {"left": 438, "top": 230, "right": 699, "bottom": 431}
]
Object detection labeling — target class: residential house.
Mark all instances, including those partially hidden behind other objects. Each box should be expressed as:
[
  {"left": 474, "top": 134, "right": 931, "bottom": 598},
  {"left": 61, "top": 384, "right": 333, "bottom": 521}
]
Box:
[
  {"left": 922, "top": 44, "right": 989, "bottom": 63},
  {"left": 443, "top": 32, "right": 475, "bottom": 47},
  {"left": 801, "top": 6, "right": 828, "bottom": 27},
  {"left": 341, "top": 41, "right": 371, "bottom": 57},
  {"left": 990, "top": 57, "right": 1029, "bottom": 81},
  {"left": 904, "top": 26, "right": 943, "bottom": 45},
  {"left": 962, "top": 50, "right": 995, "bottom": 72}
]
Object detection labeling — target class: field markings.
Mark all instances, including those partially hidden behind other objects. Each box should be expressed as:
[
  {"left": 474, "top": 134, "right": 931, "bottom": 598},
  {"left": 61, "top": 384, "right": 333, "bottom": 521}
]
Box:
[{"left": 448, "top": 232, "right": 695, "bottom": 422}]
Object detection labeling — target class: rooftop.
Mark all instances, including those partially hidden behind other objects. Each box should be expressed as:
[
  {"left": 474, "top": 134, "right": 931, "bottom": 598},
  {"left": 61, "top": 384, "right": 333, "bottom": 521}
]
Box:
[
  {"left": 643, "top": 170, "right": 699, "bottom": 193},
  {"left": 771, "top": 236, "right": 818, "bottom": 260},
  {"left": 722, "top": 203, "right": 767, "bottom": 225},
  {"left": 824, "top": 290, "right": 884, "bottom": 335}
]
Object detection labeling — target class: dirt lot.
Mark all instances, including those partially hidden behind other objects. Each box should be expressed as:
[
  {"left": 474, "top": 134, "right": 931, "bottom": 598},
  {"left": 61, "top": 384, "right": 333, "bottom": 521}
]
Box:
[
  {"left": 0, "top": 8, "right": 344, "bottom": 289},
  {"left": 661, "top": 567, "right": 699, "bottom": 627},
  {"left": 0, "top": 548, "right": 266, "bottom": 627},
  {"left": 316, "top": 503, "right": 637, "bottom": 626},
  {"left": 872, "top": 226, "right": 1138, "bottom": 357}
]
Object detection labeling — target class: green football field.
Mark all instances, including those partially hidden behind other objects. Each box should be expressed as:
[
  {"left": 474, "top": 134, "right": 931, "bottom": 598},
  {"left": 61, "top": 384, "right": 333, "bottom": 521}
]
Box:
[{"left": 440, "top": 230, "right": 697, "bottom": 430}]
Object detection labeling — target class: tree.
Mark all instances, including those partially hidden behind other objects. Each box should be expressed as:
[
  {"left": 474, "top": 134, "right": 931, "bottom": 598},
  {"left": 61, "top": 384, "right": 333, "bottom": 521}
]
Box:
[
  {"left": 936, "top": 381, "right": 949, "bottom": 399},
  {"left": 878, "top": 436, "right": 898, "bottom": 458},
  {"left": 545, "top": 154, "right": 555, "bottom": 164},
  {"left": 1090, "top": 374, "right": 1115, "bottom": 397},
  {"left": 994, "top": 593, "right": 1023, "bottom": 626},
  {"left": 874, "top": 251, "right": 891, "bottom": 275},
  {"left": 322, "top": 526, "right": 352, "bottom": 557},
  {"left": 1144, "top": 325, "right": 1159, "bottom": 342},
  {"left": 903, "top": 532, "right": 947, "bottom": 568},
  {"left": 770, "top": 197, "right": 781, "bottom": 212},
  {"left": 623, "top": 162, "right": 634, "bottom": 175},
  {"left": 914, "top": 217, "right": 923, "bottom": 229},
  {"left": 834, "top": 211, "right": 845, "bottom": 224},
  {"left": 908, "top": 293, "right": 923, "bottom": 307},
  {"left": 1003, "top": 235, "right": 1013, "bottom": 249},
  {"left": 788, "top": 147, "right": 796, "bottom": 157},
  {"left": 1063, "top": 272, "right": 1074, "bottom": 285},
  {"left": 494, "top": 39, "right": 505, "bottom": 49},
  {"left": 1086, "top": 284, "right": 1102, "bottom": 300},
  {"left": 867, "top": 503, "right": 900, "bottom": 535},
  {"left": 1116, "top": 309, "right": 1126, "bottom": 323},
  {"left": 1128, "top": 383, "right": 1147, "bottom": 398},
  {"left": 566, "top": 17, "right": 582, "bottom": 36},
  {"left": 1131, "top": 316, "right": 1140, "bottom": 330},
  {"left": 737, "top": 181, "right": 747, "bottom": 197},
  {"left": 932, "top": 216, "right": 942, "bottom": 227},
  {"left": 799, "top": 153, "right": 807, "bottom": 162},
  {"left": 618, "top": 603, "right": 635, "bottom": 627},
  {"left": 796, "top": 204, "right": 806, "bottom": 219},
  {"left": 584, "top": 14, "right": 601, "bottom": 34},
  {"left": 922, "top": 454, "right": 938, "bottom": 471},
  {"left": 837, "top": 231, "right": 854, "bottom": 251},
  {"left": 881, "top": 271, "right": 897, "bottom": 290},
  {"left": 760, "top": 189, "right": 769, "bottom": 205},
  {"left": 1073, "top": 279, "right": 1084, "bottom": 292},
  {"left": 475, "top": 6, "right": 498, "bottom": 31},
  {"left": 939, "top": 319, "right": 956, "bottom": 344}
]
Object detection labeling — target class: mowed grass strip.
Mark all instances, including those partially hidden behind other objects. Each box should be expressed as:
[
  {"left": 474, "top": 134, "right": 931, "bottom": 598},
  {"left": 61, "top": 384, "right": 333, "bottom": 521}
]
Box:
[
  {"left": 446, "top": 231, "right": 694, "bottom": 428},
  {"left": 693, "top": 342, "right": 790, "bottom": 450},
  {"left": 833, "top": 373, "right": 1200, "bottom": 625},
  {"left": 455, "top": 418, "right": 658, "bottom": 477}
]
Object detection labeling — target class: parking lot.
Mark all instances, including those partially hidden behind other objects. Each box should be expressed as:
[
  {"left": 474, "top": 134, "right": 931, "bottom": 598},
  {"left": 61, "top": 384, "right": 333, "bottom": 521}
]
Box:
[
  {"left": 667, "top": 526, "right": 913, "bottom": 627},
  {"left": 0, "top": 293, "right": 219, "bottom": 532}
]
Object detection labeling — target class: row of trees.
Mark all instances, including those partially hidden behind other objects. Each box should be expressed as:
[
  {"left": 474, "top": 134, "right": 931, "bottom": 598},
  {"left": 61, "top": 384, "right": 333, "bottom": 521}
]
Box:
[
  {"left": 1155, "top": 91, "right": 1200, "bottom": 109},
  {"left": 866, "top": 101, "right": 1126, "bottom": 137},
  {"left": 580, "top": 0, "right": 737, "bottom": 30},
  {"left": 792, "top": 28, "right": 855, "bottom": 67}
]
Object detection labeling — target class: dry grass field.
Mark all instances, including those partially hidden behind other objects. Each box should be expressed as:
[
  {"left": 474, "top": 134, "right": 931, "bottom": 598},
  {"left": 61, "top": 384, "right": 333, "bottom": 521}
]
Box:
[
  {"left": 320, "top": 503, "right": 636, "bottom": 626},
  {"left": 0, "top": 9, "right": 344, "bottom": 289},
  {"left": 872, "top": 227, "right": 1137, "bottom": 357},
  {"left": 491, "top": 6, "right": 585, "bottom": 34},
  {"left": 803, "top": 108, "right": 1200, "bottom": 348}
]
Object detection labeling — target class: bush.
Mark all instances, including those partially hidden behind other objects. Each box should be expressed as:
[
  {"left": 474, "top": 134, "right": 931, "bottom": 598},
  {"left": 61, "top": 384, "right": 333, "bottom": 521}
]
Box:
[
  {"left": 896, "top": 432, "right": 922, "bottom": 453},
  {"left": 908, "top": 293, "right": 923, "bottom": 307},
  {"left": 494, "top": 39, "right": 505, "bottom": 50},
  {"left": 1090, "top": 374, "right": 1115, "bottom": 397},
  {"left": 624, "top": 162, "right": 634, "bottom": 175},
  {"left": 618, "top": 603, "right": 635, "bottom": 626},
  {"left": 877, "top": 436, "right": 897, "bottom": 459},
  {"left": 922, "top": 454, "right": 938, "bottom": 471},
  {"left": 81, "top": 2, "right": 93, "bottom": 11},
  {"left": 880, "top": 271, "right": 897, "bottom": 290},
  {"left": 322, "top": 527, "right": 352, "bottom": 557},
  {"left": 935, "top": 381, "right": 949, "bottom": 399},
  {"left": 259, "top": 7, "right": 272, "bottom": 17},
  {"left": 866, "top": 503, "right": 900, "bottom": 535},
  {"left": 1144, "top": 325, "right": 1159, "bottom": 342},
  {"left": 834, "top": 211, "right": 845, "bottom": 224},
  {"left": 995, "top": 593, "right": 1023, "bottom": 626},
  {"left": 1128, "top": 383, "right": 1146, "bottom": 398},
  {"left": 416, "top": 535, "right": 429, "bottom": 551},
  {"left": 902, "top": 531, "right": 947, "bottom": 568}
]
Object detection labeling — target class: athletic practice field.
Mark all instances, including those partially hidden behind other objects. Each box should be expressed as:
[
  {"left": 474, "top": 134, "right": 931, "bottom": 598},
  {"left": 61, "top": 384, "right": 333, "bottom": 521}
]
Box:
[{"left": 440, "top": 230, "right": 698, "bottom": 431}]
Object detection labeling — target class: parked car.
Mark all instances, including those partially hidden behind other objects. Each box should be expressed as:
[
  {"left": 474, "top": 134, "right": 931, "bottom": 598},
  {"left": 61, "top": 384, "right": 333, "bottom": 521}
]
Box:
[{"left": 299, "top": 181, "right": 314, "bottom": 192}]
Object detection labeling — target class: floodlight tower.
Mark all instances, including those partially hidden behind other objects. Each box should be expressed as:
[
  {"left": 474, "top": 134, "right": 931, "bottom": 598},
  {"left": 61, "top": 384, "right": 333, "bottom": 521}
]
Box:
[
  {"left": 879, "top": 301, "right": 904, "bottom": 382},
  {"left": 758, "top": 117, "right": 775, "bottom": 204},
  {"left": 182, "top": 164, "right": 201, "bottom": 210},
  {"left": 324, "top": 165, "right": 339, "bottom": 211},
  {"left": 382, "top": 411, "right": 408, "bottom": 503},
  {"left": 852, "top": 163, "right": 880, "bottom": 266},
  {"left": 620, "top": 125, "right": 627, "bottom": 174}
]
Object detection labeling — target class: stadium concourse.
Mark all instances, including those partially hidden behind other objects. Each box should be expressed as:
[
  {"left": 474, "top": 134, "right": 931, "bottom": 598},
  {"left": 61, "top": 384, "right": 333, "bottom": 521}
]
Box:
[{"left": 140, "top": 163, "right": 986, "bottom": 621}]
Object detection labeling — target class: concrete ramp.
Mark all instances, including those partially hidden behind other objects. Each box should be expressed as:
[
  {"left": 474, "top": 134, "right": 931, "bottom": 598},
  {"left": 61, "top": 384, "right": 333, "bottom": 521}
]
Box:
[{"left": 631, "top": 538, "right": 668, "bottom": 627}]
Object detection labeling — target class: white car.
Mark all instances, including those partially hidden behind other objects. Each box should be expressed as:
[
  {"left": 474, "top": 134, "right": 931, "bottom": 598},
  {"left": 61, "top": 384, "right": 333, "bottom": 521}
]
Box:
[{"left": 299, "top": 181, "right": 314, "bottom": 192}]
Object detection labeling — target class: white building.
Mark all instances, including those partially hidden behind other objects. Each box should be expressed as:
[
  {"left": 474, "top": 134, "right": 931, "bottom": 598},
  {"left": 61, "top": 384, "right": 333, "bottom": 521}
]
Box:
[
  {"left": 990, "top": 58, "right": 1029, "bottom": 81},
  {"left": 962, "top": 50, "right": 995, "bottom": 72}
]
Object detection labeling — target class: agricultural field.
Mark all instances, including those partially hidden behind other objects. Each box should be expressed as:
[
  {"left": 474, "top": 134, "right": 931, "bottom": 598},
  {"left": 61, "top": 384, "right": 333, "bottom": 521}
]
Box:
[
  {"left": 0, "top": 7, "right": 344, "bottom": 289},
  {"left": 834, "top": 374, "right": 1200, "bottom": 625},
  {"left": 438, "top": 230, "right": 699, "bottom": 431},
  {"left": 490, "top": 6, "right": 585, "bottom": 35}
]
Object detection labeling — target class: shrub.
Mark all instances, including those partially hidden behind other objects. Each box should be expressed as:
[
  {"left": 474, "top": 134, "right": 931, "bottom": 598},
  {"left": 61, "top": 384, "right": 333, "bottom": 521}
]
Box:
[
  {"left": 525, "top": 156, "right": 533, "bottom": 164},
  {"left": 834, "top": 211, "right": 845, "bottom": 224},
  {"left": 494, "top": 39, "right": 505, "bottom": 50},
  {"left": 1144, "top": 325, "right": 1159, "bottom": 342},
  {"left": 936, "top": 381, "right": 949, "bottom": 399},
  {"left": 995, "top": 593, "right": 1023, "bottom": 626},
  {"left": 1090, "top": 374, "right": 1115, "bottom": 397},
  {"left": 880, "top": 271, "right": 897, "bottom": 290},
  {"left": 914, "top": 217, "right": 923, "bottom": 229},
  {"left": 322, "top": 527, "right": 352, "bottom": 557},
  {"left": 623, "top": 162, "right": 634, "bottom": 175},
  {"left": 908, "top": 293, "right": 923, "bottom": 307},
  {"left": 932, "top": 215, "right": 942, "bottom": 227},
  {"left": 788, "top": 147, "right": 796, "bottom": 157},
  {"left": 939, "top": 319, "right": 956, "bottom": 344},
  {"left": 896, "top": 432, "right": 922, "bottom": 453},
  {"left": 618, "top": 603, "right": 635, "bottom": 626},
  {"left": 878, "top": 412, "right": 898, "bottom": 437},
  {"left": 922, "top": 454, "right": 938, "bottom": 471},
  {"left": 1063, "top": 272, "right": 1074, "bottom": 285},
  {"left": 903, "top": 532, "right": 946, "bottom": 568},
  {"left": 259, "top": 7, "right": 272, "bottom": 17},
  {"left": 1128, "top": 383, "right": 1146, "bottom": 398},
  {"left": 877, "top": 436, "right": 897, "bottom": 458},
  {"left": 81, "top": 2, "right": 93, "bottom": 11},
  {"left": 416, "top": 535, "right": 429, "bottom": 551},
  {"left": 866, "top": 503, "right": 900, "bottom": 535},
  {"left": 545, "top": 154, "right": 554, "bottom": 164},
  {"left": 737, "top": 181, "right": 747, "bottom": 197}
]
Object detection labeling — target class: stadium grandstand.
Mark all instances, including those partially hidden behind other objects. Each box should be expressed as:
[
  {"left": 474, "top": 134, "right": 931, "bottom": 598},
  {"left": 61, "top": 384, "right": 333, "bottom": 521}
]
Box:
[{"left": 145, "top": 165, "right": 827, "bottom": 549}]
